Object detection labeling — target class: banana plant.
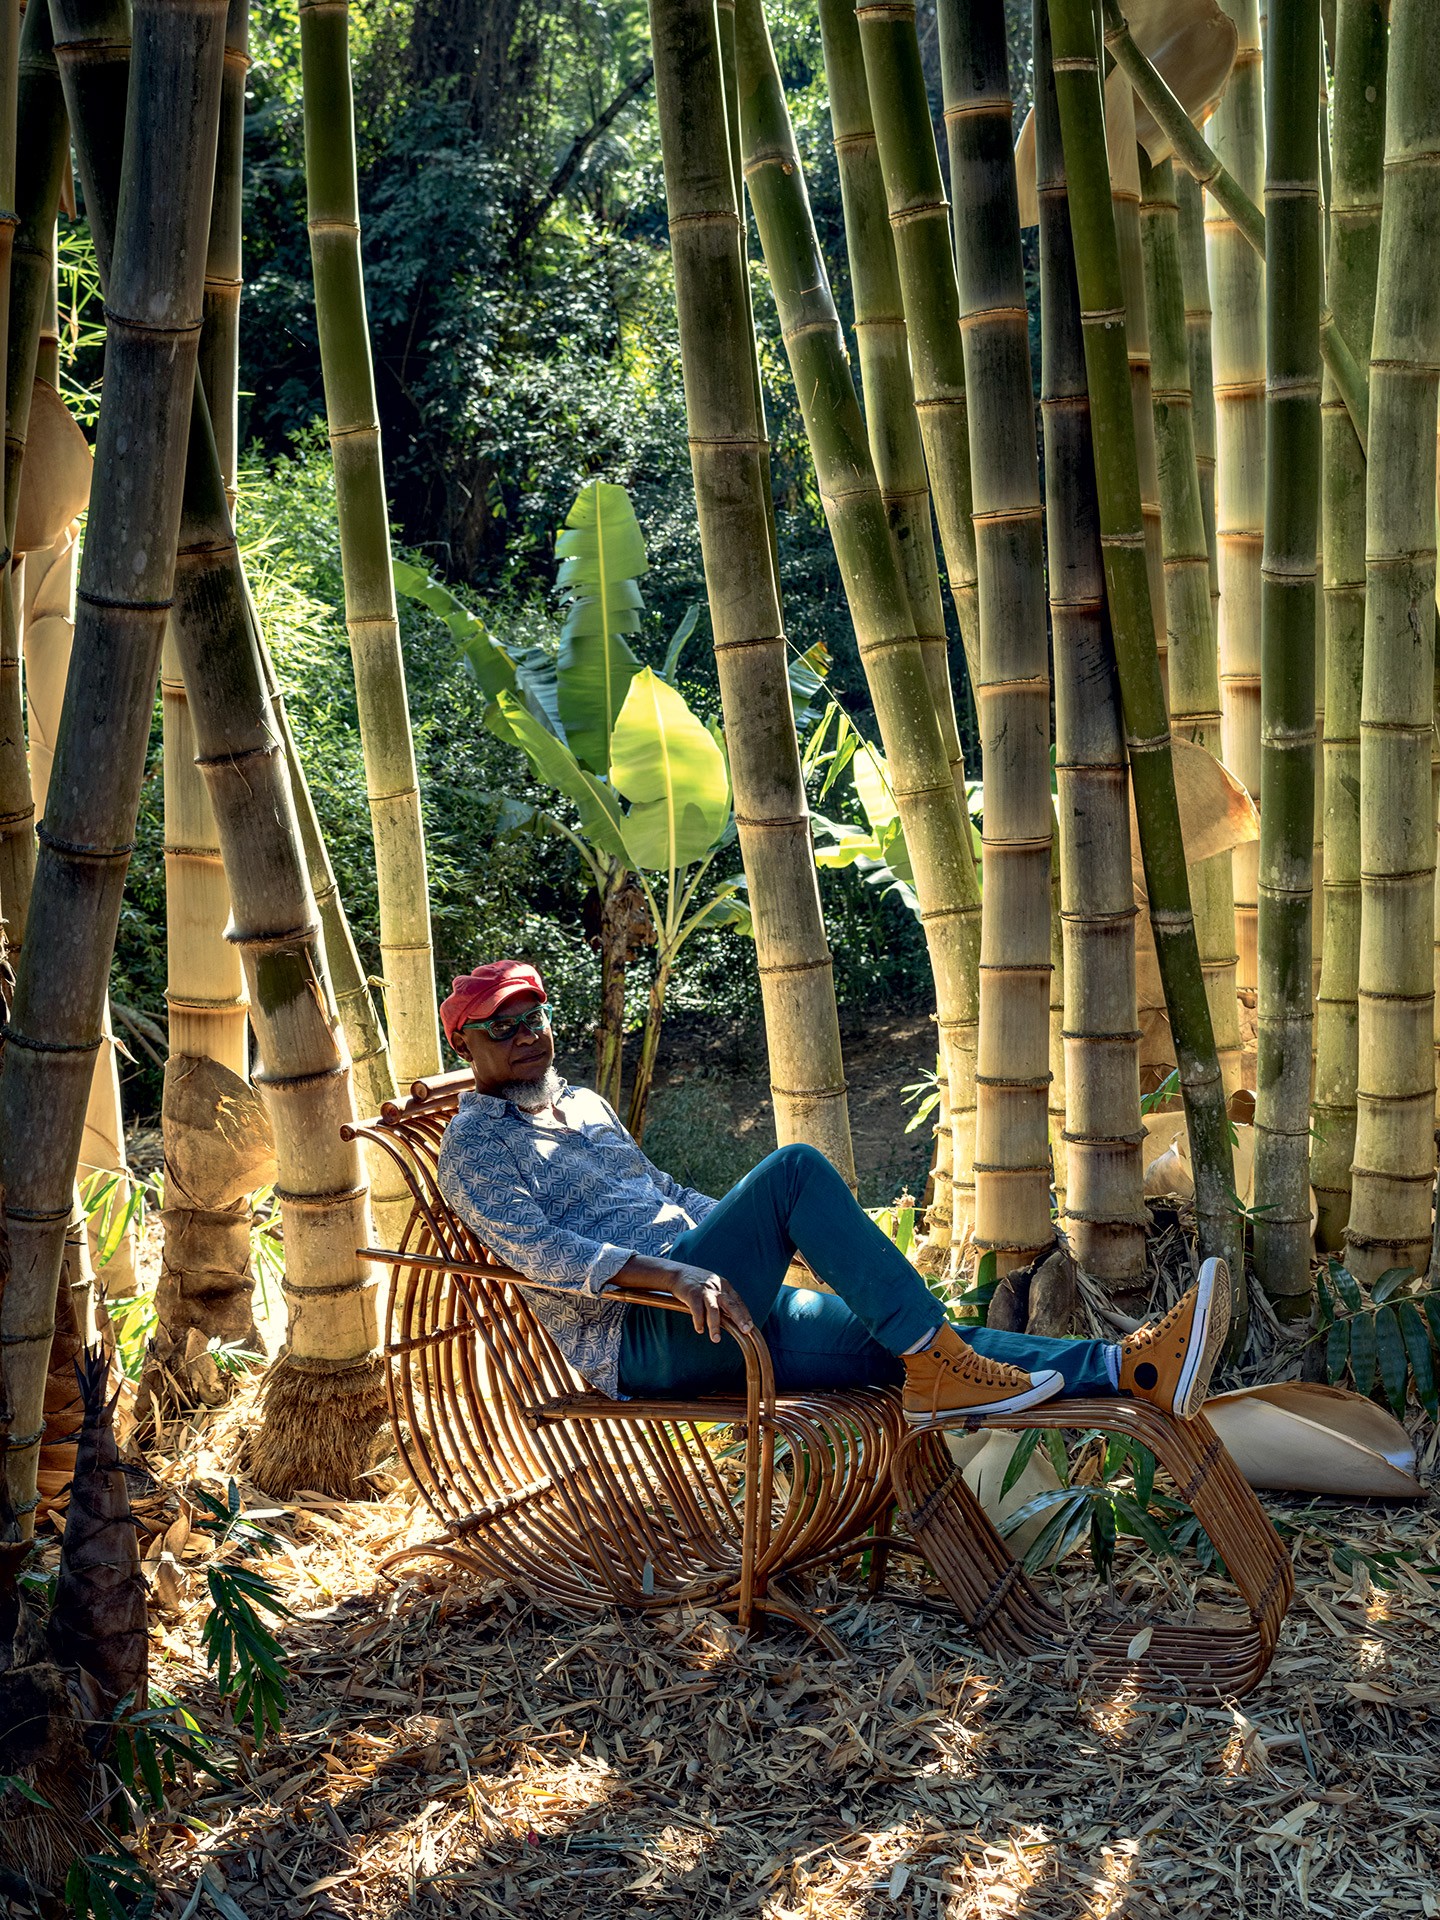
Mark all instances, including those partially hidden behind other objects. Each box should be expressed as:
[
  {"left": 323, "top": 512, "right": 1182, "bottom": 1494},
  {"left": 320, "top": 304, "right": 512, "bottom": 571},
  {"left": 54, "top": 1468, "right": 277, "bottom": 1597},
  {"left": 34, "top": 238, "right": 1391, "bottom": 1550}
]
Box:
[{"left": 396, "top": 480, "right": 749, "bottom": 1136}]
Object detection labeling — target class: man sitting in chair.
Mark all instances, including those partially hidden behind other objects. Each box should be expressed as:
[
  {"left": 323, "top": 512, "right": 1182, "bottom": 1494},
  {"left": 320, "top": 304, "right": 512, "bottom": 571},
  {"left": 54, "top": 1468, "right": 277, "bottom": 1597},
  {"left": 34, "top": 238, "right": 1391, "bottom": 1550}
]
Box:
[{"left": 436, "top": 960, "right": 1229, "bottom": 1427}]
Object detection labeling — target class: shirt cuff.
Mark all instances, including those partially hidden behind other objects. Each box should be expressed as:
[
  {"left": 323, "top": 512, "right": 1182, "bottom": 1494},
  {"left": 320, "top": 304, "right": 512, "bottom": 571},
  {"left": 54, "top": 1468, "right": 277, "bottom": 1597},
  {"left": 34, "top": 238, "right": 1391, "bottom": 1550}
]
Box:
[{"left": 585, "top": 1244, "right": 633, "bottom": 1296}]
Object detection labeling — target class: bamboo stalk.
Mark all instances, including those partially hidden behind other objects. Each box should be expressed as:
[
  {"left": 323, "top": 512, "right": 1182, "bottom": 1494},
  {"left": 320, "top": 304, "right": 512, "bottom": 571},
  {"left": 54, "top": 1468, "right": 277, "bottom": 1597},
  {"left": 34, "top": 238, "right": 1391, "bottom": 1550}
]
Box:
[
  {"left": 1141, "top": 155, "right": 1244, "bottom": 1099},
  {"left": 1047, "top": 0, "right": 1240, "bottom": 1298},
  {"left": 933, "top": 0, "right": 1054, "bottom": 1267},
  {"left": 297, "top": 0, "right": 440, "bottom": 1091},
  {"left": 54, "top": 0, "right": 390, "bottom": 1493},
  {"left": 1311, "top": 0, "right": 1386, "bottom": 1250},
  {"left": 1177, "top": 171, "right": 1220, "bottom": 625},
  {"left": 647, "top": 0, "right": 855, "bottom": 1183},
  {"left": 0, "top": 0, "right": 28, "bottom": 949},
  {"left": 1345, "top": 0, "right": 1440, "bottom": 1284},
  {"left": 1251, "top": 0, "right": 1321, "bottom": 1312},
  {"left": 816, "top": 0, "right": 977, "bottom": 1242},
  {"left": 0, "top": 0, "right": 227, "bottom": 1533},
  {"left": 854, "top": 0, "right": 980, "bottom": 690},
  {"left": 732, "top": 0, "right": 986, "bottom": 1236},
  {"left": 1036, "top": 0, "right": 1146, "bottom": 1292}
]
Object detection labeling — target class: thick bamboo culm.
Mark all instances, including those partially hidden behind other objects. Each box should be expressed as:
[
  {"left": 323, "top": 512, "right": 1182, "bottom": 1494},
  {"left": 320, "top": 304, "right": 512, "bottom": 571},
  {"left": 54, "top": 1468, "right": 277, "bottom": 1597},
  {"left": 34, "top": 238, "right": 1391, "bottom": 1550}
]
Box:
[
  {"left": 0, "top": 0, "right": 228, "bottom": 1532},
  {"left": 732, "top": 0, "right": 984, "bottom": 1236},
  {"left": 1206, "top": 0, "right": 1265, "bottom": 1001},
  {"left": 1048, "top": 823, "right": 1067, "bottom": 1221},
  {"left": 815, "top": 0, "right": 976, "bottom": 1243},
  {"left": 1141, "top": 156, "right": 1243, "bottom": 1099},
  {"left": 1108, "top": 82, "right": 1168, "bottom": 704},
  {"left": 162, "top": 0, "right": 249, "bottom": 1080},
  {"left": 0, "top": 0, "right": 29, "bottom": 952},
  {"left": 54, "top": 0, "right": 388, "bottom": 1492},
  {"left": 297, "top": 0, "right": 440, "bottom": 1091},
  {"left": 1046, "top": 0, "right": 1238, "bottom": 1291},
  {"left": 1345, "top": 0, "right": 1440, "bottom": 1284},
  {"left": 1035, "top": 0, "right": 1145, "bottom": 1290},
  {"left": 646, "top": 0, "right": 855, "bottom": 1184},
  {"left": 1312, "top": 0, "right": 1387, "bottom": 1251},
  {"left": 854, "top": 0, "right": 980, "bottom": 689},
  {"left": 1251, "top": 0, "right": 1321, "bottom": 1312},
  {"left": 1177, "top": 172, "right": 1220, "bottom": 625},
  {"left": 935, "top": 0, "right": 1054, "bottom": 1267}
]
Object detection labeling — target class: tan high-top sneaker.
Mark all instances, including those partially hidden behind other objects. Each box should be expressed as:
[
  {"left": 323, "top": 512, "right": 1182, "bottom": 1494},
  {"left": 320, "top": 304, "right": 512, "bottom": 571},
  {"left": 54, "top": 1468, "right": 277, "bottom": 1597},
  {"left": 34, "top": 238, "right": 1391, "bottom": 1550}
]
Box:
[
  {"left": 902, "top": 1323, "right": 1065, "bottom": 1427},
  {"left": 1119, "top": 1258, "right": 1231, "bottom": 1420}
]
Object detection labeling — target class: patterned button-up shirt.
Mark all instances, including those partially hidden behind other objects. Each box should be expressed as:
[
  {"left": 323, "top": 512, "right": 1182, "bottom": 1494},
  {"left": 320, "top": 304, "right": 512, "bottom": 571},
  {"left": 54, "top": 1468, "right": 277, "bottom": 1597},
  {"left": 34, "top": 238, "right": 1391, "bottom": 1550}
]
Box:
[{"left": 436, "top": 1082, "right": 717, "bottom": 1397}]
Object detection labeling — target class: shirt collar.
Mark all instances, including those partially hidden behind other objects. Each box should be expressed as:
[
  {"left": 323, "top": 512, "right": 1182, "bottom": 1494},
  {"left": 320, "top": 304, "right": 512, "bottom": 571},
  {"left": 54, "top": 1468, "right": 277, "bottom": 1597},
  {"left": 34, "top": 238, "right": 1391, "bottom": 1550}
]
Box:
[{"left": 459, "top": 1077, "right": 574, "bottom": 1123}]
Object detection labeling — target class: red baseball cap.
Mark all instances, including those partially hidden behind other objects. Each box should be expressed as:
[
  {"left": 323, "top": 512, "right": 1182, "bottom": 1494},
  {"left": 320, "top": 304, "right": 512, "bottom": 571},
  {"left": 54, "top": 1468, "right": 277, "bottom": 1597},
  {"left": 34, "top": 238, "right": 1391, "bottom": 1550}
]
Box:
[{"left": 441, "top": 960, "right": 547, "bottom": 1048}]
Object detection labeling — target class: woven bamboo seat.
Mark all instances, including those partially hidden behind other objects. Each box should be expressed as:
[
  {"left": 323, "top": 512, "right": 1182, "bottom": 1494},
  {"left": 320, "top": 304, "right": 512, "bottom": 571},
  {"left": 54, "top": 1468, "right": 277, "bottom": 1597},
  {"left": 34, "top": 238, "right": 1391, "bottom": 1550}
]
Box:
[{"left": 346, "top": 1075, "right": 1292, "bottom": 1691}]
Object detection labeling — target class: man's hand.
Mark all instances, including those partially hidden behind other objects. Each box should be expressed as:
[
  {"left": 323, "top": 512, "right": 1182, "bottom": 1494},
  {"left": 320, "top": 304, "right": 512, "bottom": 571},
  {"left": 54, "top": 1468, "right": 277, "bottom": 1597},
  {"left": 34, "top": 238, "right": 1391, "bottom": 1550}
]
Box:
[{"left": 668, "top": 1263, "right": 754, "bottom": 1343}]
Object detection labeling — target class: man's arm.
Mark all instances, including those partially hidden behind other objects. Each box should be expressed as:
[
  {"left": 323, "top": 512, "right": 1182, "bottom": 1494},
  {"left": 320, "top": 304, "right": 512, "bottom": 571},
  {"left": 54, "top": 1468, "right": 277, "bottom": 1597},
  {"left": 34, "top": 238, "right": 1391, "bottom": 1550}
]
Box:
[{"left": 611, "top": 1254, "right": 754, "bottom": 1343}]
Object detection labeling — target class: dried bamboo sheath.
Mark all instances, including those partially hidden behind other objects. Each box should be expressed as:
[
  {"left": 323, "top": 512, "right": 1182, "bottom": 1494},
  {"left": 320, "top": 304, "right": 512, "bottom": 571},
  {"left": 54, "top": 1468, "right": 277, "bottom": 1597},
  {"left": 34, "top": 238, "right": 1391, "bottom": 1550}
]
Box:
[
  {"left": 298, "top": 0, "right": 440, "bottom": 1091},
  {"left": 815, "top": 0, "right": 975, "bottom": 1241},
  {"left": 936, "top": 0, "right": 1053, "bottom": 1267},
  {"left": 1036, "top": 0, "right": 1145, "bottom": 1289},
  {"left": 732, "top": 0, "right": 980, "bottom": 1224},
  {"left": 1346, "top": 0, "right": 1440, "bottom": 1283},
  {"left": 1045, "top": 0, "right": 1236, "bottom": 1286},
  {"left": 1141, "top": 157, "right": 1242, "bottom": 1099},
  {"left": 0, "top": 0, "right": 228, "bottom": 1529},
  {"left": 647, "top": 0, "right": 855, "bottom": 1182},
  {"left": 1312, "top": 0, "right": 1387, "bottom": 1250},
  {"left": 1252, "top": 0, "right": 1321, "bottom": 1313}
]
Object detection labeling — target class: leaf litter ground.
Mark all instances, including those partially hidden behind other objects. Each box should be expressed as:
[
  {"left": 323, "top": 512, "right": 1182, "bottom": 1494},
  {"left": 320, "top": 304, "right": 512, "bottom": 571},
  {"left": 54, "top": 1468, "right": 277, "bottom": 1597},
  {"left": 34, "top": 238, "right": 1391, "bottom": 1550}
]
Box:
[{"left": 87, "top": 1383, "right": 1440, "bottom": 1920}]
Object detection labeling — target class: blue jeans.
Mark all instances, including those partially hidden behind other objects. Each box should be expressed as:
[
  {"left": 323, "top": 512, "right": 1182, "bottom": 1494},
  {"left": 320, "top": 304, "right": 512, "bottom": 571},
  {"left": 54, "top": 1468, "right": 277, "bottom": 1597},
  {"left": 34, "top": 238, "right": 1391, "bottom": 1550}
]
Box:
[{"left": 616, "top": 1144, "right": 1117, "bottom": 1398}]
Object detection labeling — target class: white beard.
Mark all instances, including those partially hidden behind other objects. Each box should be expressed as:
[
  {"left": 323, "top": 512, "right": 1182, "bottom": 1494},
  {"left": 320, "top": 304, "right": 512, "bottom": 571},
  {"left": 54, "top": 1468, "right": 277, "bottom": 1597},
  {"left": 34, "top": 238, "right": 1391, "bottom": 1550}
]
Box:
[{"left": 496, "top": 1065, "right": 562, "bottom": 1111}]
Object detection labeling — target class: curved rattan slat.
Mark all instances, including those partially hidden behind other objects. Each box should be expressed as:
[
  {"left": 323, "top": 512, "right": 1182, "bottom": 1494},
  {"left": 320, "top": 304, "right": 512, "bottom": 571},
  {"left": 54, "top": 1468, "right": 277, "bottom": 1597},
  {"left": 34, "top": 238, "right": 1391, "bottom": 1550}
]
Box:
[{"left": 892, "top": 1400, "right": 1294, "bottom": 1696}]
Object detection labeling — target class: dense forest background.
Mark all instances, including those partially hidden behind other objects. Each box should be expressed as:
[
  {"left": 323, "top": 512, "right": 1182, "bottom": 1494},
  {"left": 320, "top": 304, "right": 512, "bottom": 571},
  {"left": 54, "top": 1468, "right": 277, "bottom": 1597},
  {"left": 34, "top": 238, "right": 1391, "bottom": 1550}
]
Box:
[{"left": 103, "top": 0, "right": 1030, "bottom": 1125}]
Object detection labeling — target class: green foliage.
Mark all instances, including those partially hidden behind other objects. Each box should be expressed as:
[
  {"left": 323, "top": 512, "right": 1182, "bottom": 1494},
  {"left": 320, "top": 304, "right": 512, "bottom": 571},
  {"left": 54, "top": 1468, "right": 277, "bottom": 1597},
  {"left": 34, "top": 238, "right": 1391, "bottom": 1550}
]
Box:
[
  {"left": 191, "top": 1482, "right": 293, "bottom": 1746},
  {"left": 999, "top": 1429, "right": 1193, "bottom": 1581},
  {"left": 66, "top": 1848, "right": 156, "bottom": 1920},
  {"left": 1317, "top": 1262, "right": 1440, "bottom": 1419}
]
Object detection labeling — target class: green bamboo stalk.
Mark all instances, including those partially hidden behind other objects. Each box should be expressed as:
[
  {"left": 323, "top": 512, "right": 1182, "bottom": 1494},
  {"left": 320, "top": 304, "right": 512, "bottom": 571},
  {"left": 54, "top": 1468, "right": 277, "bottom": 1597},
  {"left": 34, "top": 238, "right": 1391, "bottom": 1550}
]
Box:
[
  {"left": 1108, "top": 80, "right": 1168, "bottom": 703},
  {"left": 733, "top": 0, "right": 989, "bottom": 1242},
  {"left": 0, "top": 0, "right": 29, "bottom": 951},
  {"left": 854, "top": 0, "right": 980, "bottom": 690},
  {"left": 1251, "top": 0, "right": 1321, "bottom": 1312},
  {"left": 1047, "top": 0, "right": 1239, "bottom": 1299},
  {"left": 1049, "top": 819, "right": 1067, "bottom": 1223},
  {"left": 1103, "top": 0, "right": 1369, "bottom": 449},
  {"left": 1141, "top": 155, "right": 1244, "bottom": 1099},
  {"left": 54, "top": 0, "right": 391, "bottom": 1493},
  {"left": 647, "top": 0, "right": 855, "bottom": 1182},
  {"left": 1036, "top": 0, "right": 1146, "bottom": 1292},
  {"left": 1311, "top": 0, "right": 1386, "bottom": 1250},
  {"left": 1345, "top": 0, "right": 1440, "bottom": 1284},
  {"left": 0, "top": 0, "right": 227, "bottom": 1533},
  {"left": 1177, "top": 171, "right": 1220, "bottom": 627},
  {"left": 816, "top": 0, "right": 977, "bottom": 1241},
  {"left": 298, "top": 0, "right": 440, "bottom": 1091},
  {"left": 934, "top": 0, "right": 1054, "bottom": 1268}
]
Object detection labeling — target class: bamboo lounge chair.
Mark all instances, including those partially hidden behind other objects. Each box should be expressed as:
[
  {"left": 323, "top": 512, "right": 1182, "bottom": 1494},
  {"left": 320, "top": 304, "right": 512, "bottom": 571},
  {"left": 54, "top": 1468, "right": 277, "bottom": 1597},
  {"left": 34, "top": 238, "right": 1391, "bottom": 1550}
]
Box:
[{"left": 347, "top": 1077, "right": 1293, "bottom": 1695}]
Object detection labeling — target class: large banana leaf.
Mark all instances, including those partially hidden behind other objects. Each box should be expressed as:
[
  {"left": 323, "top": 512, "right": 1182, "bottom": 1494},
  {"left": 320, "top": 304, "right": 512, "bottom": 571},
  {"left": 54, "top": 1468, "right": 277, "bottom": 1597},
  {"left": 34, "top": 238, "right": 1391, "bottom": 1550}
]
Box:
[
  {"left": 555, "top": 480, "right": 645, "bottom": 773},
  {"left": 492, "top": 690, "right": 629, "bottom": 863},
  {"left": 608, "top": 667, "right": 731, "bottom": 871},
  {"left": 394, "top": 559, "right": 562, "bottom": 737}
]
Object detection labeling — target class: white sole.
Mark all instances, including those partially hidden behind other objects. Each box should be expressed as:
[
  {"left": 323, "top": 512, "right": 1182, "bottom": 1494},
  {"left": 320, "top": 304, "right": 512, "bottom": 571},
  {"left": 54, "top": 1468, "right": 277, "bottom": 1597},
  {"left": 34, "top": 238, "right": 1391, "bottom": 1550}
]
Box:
[
  {"left": 905, "top": 1367, "right": 1066, "bottom": 1427},
  {"left": 1173, "top": 1258, "right": 1230, "bottom": 1419}
]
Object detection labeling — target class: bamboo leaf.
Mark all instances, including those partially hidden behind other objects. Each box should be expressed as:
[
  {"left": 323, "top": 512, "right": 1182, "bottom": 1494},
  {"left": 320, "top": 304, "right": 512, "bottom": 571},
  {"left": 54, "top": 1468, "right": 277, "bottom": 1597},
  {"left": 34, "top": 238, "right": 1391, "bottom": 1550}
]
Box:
[
  {"left": 1397, "top": 1302, "right": 1438, "bottom": 1419},
  {"left": 1332, "top": 1265, "right": 1364, "bottom": 1314},
  {"left": 1374, "top": 1307, "right": 1409, "bottom": 1416},
  {"left": 1043, "top": 1428, "right": 1071, "bottom": 1486},
  {"left": 1132, "top": 1444, "right": 1156, "bottom": 1513},
  {"left": 998, "top": 1427, "right": 1044, "bottom": 1498},
  {"left": 1113, "top": 1493, "right": 1180, "bottom": 1561},
  {"left": 1372, "top": 1267, "right": 1415, "bottom": 1305},
  {"left": 1089, "top": 1496, "right": 1117, "bottom": 1580},
  {"left": 1350, "top": 1309, "right": 1377, "bottom": 1398},
  {"left": 1017, "top": 1490, "right": 1089, "bottom": 1569},
  {"left": 1325, "top": 1315, "right": 1350, "bottom": 1385}
]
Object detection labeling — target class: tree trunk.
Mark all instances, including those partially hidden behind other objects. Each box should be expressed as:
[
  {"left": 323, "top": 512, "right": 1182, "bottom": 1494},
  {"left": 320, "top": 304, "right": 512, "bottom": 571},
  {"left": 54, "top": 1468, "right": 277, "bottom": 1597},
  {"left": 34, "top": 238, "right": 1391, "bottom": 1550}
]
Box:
[
  {"left": 1312, "top": 0, "right": 1387, "bottom": 1250},
  {"left": 1345, "top": 0, "right": 1440, "bottom": 1284},
  {"left": 935, "top": 0, "right": 1055, "bottom": 1272},
  {"left": 646, "top": 0, "right": 855, "bottom": 1185},
  {"left": 1141, "top": 156, "right": 1244, "bottom": 1099},
  {"left": 298, "top": 0, "right": 441, "bottom": 1091},
  {"left": 1252, "top": 0, "right": 1321, "bottom": 1313},
  {"left": 733, "top": 0, "right": 983, "bottom": 1232},
  {"left": 0, "top": 0, "right": 228, "bottom": 1534},
  {"left": 1046, "top": 0, "right": 1240, "bottom": 1302},
  {"left": 626, "top": 953, "right": 673, "bottom": 1143},
  {"left": 1036, "top": 0, "right": 1146, "bottom": 1293}
]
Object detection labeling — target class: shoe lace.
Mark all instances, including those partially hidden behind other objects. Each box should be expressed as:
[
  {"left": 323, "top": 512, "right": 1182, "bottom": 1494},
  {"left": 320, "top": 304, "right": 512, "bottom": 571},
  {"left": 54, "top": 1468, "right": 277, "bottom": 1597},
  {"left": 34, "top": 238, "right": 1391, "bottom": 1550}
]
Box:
[
  {"left": 940, "top": 1342, "right": 1027, "bottom": 1387},
  {"left": 1128, "top": 1291, "right": 1190, "bottom": 1348}
]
